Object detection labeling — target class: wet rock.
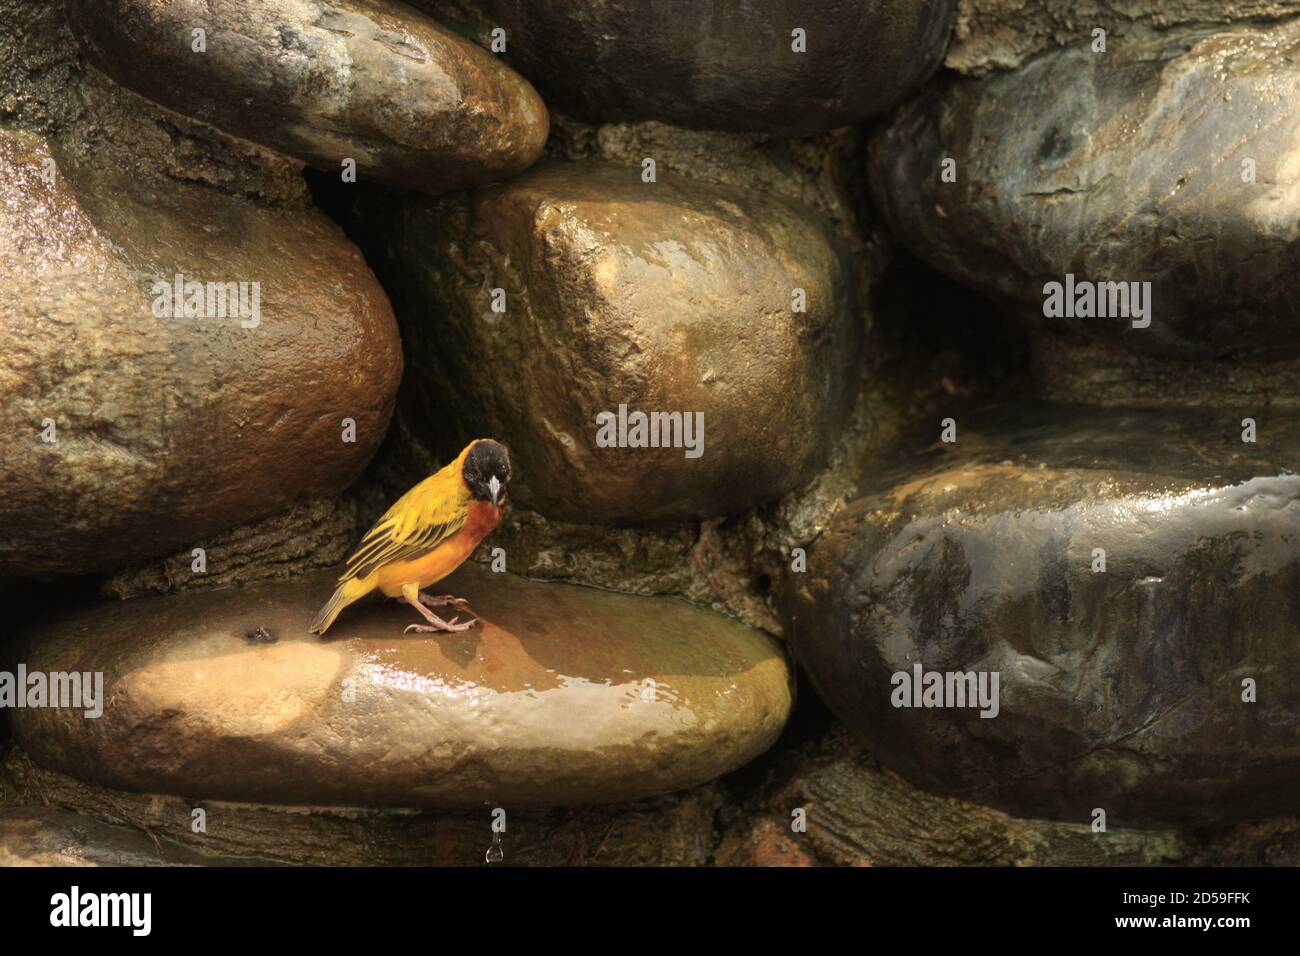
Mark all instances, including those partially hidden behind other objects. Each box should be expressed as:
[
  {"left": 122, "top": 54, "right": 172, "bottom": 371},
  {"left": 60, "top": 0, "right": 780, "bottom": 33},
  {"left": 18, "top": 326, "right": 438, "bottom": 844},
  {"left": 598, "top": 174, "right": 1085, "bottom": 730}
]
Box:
[
  {"left": 545, "top": 117, "right": 873, "bottom": 243},
  {"left": 435, "top": 0, "right": 954, "bottom": 136},
  {"left": 2, "top": 0, "right": 309, "bottom": 204},
  {"left": 101, "top": 496, "right": 359, "bottom": 600},
  {"left": 14, "top": 563, "right": 792, "bottom": 809},
  {"left": 362, "top": 159, "right": 860, "bottom": 525},
  {"left": 64, "top": 0, "right": 549, "bottom": 193},
  {"left": 949, "top": 0, "right": 1300, "bottom": 75},
  {"left": 0, "top": 806, "right": 236, "bottom": 866},
  {"left": 1027, "top": 334, "right": 1300, "bottom": 409},
  {"left": 870, "top": 21, "right": 1300, "bottom": 358},
  {"left": 4, "top": 749, "right": 725, "bottom": 865},
  {"left": 784, "top": 403, "right": 1300, "bottom": 826},
  {"left": 0, "top": 129, "right": 400, "bottom": 576},
  {"left": 717, "top": 726, "right": 1192, "bottom": 866}
]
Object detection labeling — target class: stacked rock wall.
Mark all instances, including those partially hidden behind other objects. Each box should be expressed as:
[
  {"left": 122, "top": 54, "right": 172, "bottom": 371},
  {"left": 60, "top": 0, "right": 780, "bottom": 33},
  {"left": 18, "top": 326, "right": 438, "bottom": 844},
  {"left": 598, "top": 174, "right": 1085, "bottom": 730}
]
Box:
[{"left": 1, "top": 0, "right": 1297, "bottom": 867}]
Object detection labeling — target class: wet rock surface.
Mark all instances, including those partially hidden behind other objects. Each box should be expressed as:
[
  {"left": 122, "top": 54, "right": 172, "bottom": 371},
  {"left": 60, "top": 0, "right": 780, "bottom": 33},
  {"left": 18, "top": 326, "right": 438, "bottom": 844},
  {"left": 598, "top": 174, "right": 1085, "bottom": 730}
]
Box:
[
  {"left": 0, "top": 806, "right": 236, "bottom": 866},
  {"left": 65, "top": 0, "right": 549, "bottom": 193},
  {"left": 352, "top": 159, "right": 859, "bottom": 525},
  {"left": 1027, "top": 334, "right": 1300, "bottom": 409},
  {"left": 4, "top": 0, "right": 1299, "bottom": 869},
  {"left": 717, "top": 725, "right": 1191, "bottom": 866},
  {"left": 871, "top": 20, "right": 1300, "bottom": 358},
  {"left": 785, "top": 403, "right": 1300, "bottom": 826},
  {"left": 14, "top": 563, "right": 793, "bottom": 809},
  {"left": 3, "top": 749, "right": 726, "bottom": 865},
  {"left": 1, "top": 0, "right": 311, "bottom": 205},
  {"left": 949, "top": 0, "right": 1300, "bottom": 74},
  {"left": 427, "top": 0, "right": 955, "bottom": 136},
  {"left": 101, "top": 496, "right": 359, "bottom": 600},
  {"left": 0, "top": 128, "right": 400, "bottom": 576}
]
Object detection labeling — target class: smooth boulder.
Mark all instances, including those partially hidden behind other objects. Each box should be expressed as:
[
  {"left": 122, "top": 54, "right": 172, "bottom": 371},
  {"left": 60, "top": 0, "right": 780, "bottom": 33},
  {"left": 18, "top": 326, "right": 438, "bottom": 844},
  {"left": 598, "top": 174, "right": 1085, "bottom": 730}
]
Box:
[
  {"left": 368, "top": 159, "right": 860, "bottom": 524},
  {"left": 0, "top": 129, "right": 400, "bottom": 575},
  {"left": 461, "top": 0, "right": 955, "bottom": 136},
  {"left": 870, "top": 21, "right": 1300, "bottom": 358},
  {"left": 65, "top": 0, "right": 549, "bottom": 193},
  {"left": 785, "top": 403, "right": 1300, "bottom": 826},
  {"left": 14, "top": 563, "right": 793, "bottom": 808}
]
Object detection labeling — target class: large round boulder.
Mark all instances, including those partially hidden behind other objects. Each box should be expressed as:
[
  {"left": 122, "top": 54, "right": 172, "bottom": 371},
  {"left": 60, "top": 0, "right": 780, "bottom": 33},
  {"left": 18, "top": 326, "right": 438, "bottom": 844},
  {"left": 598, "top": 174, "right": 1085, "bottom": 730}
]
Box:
[
  {"left": 369, "top": 159, "right": 861, "bottom": 525},
  {"left": 0, "top": 129, "right": 401, "bottom": 576},
  {"left": 785, "top": 403, "right": 1300, "bottom": 826}
]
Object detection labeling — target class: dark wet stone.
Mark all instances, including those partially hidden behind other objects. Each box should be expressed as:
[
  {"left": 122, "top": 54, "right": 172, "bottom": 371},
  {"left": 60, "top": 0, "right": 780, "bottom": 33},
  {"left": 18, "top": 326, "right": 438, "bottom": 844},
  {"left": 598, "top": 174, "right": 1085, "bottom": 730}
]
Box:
[
  {"left": 14, "top": 563, "right": 792, "bottom": 809},
  {"left": 784, "top": 403, "right": 1300, "bottom": 826},
  {"left": 65, "top": 0, "right": 549, "bottom": 193},
  {"left": 717, "top": 725, "right": 1191, "bottom": 865},
  {"left": 869, "top": 20, "right": 1300, "bottom": 358},
  {"left": 453, "top": 0, "right": 954, "bottom": 136}
]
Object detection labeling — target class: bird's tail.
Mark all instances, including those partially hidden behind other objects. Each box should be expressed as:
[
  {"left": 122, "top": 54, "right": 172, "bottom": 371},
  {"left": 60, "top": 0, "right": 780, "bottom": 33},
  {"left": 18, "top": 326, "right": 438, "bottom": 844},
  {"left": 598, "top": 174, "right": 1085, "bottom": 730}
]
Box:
[{"left": 309, "top": 578, "right": 368, "bottom": 636}]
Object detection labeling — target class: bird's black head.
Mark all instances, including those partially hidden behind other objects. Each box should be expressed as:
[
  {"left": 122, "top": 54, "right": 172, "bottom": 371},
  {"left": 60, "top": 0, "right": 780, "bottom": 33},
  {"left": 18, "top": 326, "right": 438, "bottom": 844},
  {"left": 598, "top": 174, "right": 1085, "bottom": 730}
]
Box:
[{"left": 463, "top": 439, "right": 512, "bottom": 508}]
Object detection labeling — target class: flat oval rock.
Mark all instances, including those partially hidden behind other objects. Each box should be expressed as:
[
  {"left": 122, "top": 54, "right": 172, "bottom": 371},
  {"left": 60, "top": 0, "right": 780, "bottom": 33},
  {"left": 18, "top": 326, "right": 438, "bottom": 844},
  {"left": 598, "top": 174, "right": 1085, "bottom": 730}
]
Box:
[
  {"left": 870, "top": 20, "right": 1300, "bottom": 358},
  {"left": 64, "top": 0, "right": 549, "bottom": 193},
  {"left": 784, "top": 403, "right": 1300, "bottom": 826},
  {"left": 13, "top": 564, "right": 793, "bottom": 809}
]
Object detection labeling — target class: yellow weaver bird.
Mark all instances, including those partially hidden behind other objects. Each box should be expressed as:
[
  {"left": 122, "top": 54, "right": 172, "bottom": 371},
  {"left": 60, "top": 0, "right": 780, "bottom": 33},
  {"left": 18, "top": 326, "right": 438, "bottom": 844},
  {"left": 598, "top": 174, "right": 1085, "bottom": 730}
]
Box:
[{"left": 309, "top": 439, "right": 512, "bottom": 636}]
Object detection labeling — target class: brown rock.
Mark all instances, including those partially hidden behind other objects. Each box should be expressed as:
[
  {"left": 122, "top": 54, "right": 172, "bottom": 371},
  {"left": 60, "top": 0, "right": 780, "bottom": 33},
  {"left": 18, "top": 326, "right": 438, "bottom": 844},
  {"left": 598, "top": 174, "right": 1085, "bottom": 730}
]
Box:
[
  {"left": 0, "top": 806, "right": 235, "bottom": 866},
  {"left": 718, "top": 725, "right": 1192, "bottom": 866},
  {"left": 4, "top": 750, "right": 725, "bottom": 865},
  {"left": 101, "top": 496, "right": 359, "bottom": 600},
  {"left": 871, "top": 19, "right": 1300, "bottom": 358},
  {"left": 949, "top": 0, "right": 1300, "bottom": 75},
  {"left": 0, "top": 129, "right": 401, "bottom": 576},
  {"left": 64, "top": 0, "right": 549, "bottom": 193},
  {"left": 425, "top": 0, "right": 955, "bottom": 136},
  {"left": 368, "top": 159, "right": 861, "bottom": 524},
  {"left": 13, "top": 563, "right": 793, "bottom": 809},
  {"left": 746, "top": 819, "right": 816, "bottom": 867}
]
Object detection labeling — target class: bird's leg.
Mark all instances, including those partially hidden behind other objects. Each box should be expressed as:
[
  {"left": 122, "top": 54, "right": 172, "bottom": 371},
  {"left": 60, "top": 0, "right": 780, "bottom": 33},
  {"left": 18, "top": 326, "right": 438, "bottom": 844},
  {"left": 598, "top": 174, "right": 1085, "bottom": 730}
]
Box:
[
  {"left": 418, "top": 593, "right": 472, "bottom": 611},
  {"left": 402, "top": 591, "right": 477, "bottom": 634}
]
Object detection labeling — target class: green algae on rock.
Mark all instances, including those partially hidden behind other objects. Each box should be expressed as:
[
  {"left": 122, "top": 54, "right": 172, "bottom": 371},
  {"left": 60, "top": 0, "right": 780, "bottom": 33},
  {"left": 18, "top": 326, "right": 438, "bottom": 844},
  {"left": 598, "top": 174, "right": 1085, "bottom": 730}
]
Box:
[
  {"left": 0, "top": 129, "right": 400, "bottom": 577},
  {"left": 64, "top": 0, "right": 549, "bottom": 194},
  {"left": 871, "top": 20, "right": 1300, "bottom": 358},
  {"left": 361, "top": 159, "right": 860, "bottom": 525},
  {"left": 784, "top": 403, "right": 1300, "bottom": 827},
  {"left": 14, "top": 563, "right": 792, "bottom": 809}
]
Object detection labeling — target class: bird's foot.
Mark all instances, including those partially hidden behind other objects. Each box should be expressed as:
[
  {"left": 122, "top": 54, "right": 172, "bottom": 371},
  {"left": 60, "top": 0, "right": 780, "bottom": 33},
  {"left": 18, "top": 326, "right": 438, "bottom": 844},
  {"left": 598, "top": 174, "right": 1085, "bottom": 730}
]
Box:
[
  {"left": 404, "top": 612, "right": 478, "bottom": 634},
  {"left": 418, "top": 593, "right": 472, "bottom": 611}
]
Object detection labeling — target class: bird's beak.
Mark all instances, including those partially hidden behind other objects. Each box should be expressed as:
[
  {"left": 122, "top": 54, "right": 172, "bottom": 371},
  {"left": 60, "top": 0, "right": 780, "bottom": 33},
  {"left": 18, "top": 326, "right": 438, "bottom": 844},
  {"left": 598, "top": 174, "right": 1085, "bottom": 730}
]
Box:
[{"left": 488, "top": 475, "right": 501, "bottom": 508}]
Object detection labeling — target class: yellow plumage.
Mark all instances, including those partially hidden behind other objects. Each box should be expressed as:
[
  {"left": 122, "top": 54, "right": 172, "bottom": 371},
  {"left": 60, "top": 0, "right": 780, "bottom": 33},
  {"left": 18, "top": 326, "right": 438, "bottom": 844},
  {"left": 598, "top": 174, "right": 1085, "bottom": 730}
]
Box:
[{"left": 309, "top": 441, "right": 502, "bottom": 635}]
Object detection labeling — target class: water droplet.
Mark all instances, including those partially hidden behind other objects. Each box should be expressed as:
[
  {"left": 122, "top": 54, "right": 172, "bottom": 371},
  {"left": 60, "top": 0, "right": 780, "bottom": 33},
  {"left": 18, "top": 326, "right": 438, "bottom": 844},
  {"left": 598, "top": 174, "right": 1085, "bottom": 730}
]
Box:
[{"left": 485, "top": 830, "right": 503, "bottom": 864}]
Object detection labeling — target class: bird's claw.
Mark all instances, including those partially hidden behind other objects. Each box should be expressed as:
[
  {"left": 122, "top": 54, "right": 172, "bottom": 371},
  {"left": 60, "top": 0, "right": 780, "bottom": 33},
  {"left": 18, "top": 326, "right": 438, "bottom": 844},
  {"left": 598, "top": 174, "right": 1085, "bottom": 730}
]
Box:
[
  {"left": 418, "top": 593, "right": 472, "bottom": 611},
  {"left": 403, "top": 616, "right": 479, "bottom": 634}
]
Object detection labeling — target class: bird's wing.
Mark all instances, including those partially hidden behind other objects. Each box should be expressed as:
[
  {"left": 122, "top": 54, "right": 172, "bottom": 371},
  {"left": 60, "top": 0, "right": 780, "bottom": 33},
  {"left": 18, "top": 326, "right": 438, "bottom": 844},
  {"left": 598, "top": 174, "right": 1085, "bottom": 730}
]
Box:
[{"left": 339, "top": 472, "right": 469, "bottom": 583}]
